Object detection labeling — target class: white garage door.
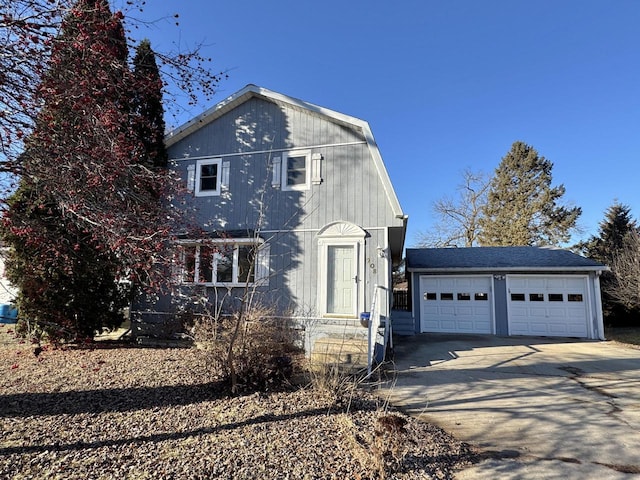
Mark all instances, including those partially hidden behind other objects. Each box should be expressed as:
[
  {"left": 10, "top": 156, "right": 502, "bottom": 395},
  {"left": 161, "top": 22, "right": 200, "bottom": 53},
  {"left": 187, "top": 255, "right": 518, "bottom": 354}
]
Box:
[
  {"left": 420, "top": 276, "right": 493, "bottom": 334},
  {"left": 507, "top": 275, "right": 590, "bottom": 337}
]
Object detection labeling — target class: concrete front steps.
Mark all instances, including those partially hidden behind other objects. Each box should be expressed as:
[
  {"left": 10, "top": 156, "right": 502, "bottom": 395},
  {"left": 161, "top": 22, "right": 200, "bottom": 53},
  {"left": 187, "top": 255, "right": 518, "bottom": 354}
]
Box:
[{"left": 310, "top": 334, "right": 369, "bottom": 370}]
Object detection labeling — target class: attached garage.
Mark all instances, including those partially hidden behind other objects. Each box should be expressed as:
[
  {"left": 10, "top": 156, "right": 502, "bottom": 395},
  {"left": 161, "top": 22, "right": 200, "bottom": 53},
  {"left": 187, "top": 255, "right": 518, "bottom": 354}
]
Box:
[{"left": 405, "top": 247, "right": 607, "bottom": 340}]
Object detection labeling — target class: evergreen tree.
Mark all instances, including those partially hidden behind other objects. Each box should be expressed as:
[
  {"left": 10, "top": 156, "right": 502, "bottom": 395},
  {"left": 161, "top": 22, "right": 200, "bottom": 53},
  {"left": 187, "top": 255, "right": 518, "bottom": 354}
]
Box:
[
  {"left": 2, "top": 185, "right": 127, "bottom": 338},
  {"left": 132, "top": 39, "right": 168, "bottom": 170},
  {"left": 582, "top": 202, "right": 639, "bottom": 325},
  {"left": 478, "top": 141, "right": 581, "bottom": 246},
  {"left": 583, "top": 202, "right": 637, "bottom": 265},
  {"left": 1, "top": 0, "right": 174, "bottom": 338}
]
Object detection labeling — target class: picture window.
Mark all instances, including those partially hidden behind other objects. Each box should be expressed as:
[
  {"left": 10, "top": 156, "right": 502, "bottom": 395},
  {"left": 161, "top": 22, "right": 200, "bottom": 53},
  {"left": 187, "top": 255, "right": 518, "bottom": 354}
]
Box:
[
  {"left": 237, "top": 245, "right": 255, "bottom": 283},
  {"left": 198, "top": 247, "right": 214, "bottom": 283},
  {"left": 179, "top": 240, "right": 262, "bottom": 286}
]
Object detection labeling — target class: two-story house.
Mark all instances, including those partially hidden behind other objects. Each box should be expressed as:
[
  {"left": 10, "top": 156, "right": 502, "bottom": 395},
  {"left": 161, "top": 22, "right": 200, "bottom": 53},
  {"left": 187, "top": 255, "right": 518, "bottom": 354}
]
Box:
[{"left": 134, "top": 85, "right": 407, "bottom": 356}]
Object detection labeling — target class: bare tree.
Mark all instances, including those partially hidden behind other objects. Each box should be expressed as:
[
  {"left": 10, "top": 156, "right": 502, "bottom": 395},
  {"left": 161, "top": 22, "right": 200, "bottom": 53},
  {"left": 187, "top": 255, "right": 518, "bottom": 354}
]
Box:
[
  {"left": 416, "top": 169, "right": 489, "bottom": 247},
  {"left": 608, "top": 230, "right": 640, "bottom": 313}
]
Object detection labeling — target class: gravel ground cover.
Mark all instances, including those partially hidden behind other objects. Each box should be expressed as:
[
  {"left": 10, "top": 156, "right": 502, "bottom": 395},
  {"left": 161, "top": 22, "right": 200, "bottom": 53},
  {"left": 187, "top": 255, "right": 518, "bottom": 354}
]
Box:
[{"left": 0, "top": 324, "right": 476, "bottom": 479}]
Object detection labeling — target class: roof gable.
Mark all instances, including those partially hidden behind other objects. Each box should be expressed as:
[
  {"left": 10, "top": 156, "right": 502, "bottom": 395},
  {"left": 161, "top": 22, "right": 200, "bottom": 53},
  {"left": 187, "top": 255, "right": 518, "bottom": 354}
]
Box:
[
  {"left": 165, "top": 85, "right": 368, "bottom": 147},
  {"left": 406, "top": 246, "right": 607, "bottom": 272},
  {"left": 165, "top": 84, "right": 406, "bottom": 220}
]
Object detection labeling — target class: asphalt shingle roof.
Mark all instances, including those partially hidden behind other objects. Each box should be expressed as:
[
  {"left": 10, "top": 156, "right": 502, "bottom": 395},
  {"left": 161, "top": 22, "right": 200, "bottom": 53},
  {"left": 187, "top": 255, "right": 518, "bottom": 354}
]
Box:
[{"left": 406, "top": 246, "right": 606, "bottom": 271}]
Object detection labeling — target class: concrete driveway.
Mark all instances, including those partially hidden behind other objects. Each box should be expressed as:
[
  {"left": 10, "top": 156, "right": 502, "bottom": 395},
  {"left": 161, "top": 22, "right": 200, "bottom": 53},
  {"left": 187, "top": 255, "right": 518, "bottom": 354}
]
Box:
[{"left": 381, "top": 334, "right": 640, "bottom": 479}]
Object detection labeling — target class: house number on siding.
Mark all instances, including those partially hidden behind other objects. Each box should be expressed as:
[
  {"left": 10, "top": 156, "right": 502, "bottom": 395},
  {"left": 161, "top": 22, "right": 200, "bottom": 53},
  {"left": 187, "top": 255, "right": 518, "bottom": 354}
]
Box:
[{"left": 367, "top": 258, "right": 376, "bottom": 274}]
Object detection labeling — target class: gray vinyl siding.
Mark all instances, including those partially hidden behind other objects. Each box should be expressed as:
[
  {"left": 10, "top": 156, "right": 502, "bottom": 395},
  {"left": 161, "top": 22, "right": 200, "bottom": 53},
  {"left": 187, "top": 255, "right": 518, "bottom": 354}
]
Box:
[
  {"left": 588, "top": 272, "right": 604, "bottom": 339},
  {"left": 390, "top": 310, "right": 415, "bottom": 336},
  {"left": 260, "top": 227, "right": 389, "bottom": 316},
  {"left": 169, "top": 98, "right": 401, "bottom": 233},
  {"left": 169, "top": 98, "right": 366, "bottom": 161},
  {"left": 493, "top": 277, "right": 509, "bottom": 335},
  {"left": 165, "top": 96, "right": 401, "bottom": 317},
  {"left": 410, "top": 272, "right": 422, "bottom": 333}
]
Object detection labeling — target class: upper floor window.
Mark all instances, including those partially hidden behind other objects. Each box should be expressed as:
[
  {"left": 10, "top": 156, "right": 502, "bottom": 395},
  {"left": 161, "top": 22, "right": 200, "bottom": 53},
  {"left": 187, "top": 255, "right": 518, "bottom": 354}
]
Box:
[
  {"left": 282, "top": 150, "right": 310, "bottom": 191},
  {"left": 195, "top": 158, "right": 222, "bottom": 197}
]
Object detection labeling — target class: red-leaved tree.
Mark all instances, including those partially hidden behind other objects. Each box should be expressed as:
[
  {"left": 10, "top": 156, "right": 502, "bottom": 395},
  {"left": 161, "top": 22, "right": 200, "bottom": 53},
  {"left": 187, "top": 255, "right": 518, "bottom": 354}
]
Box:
[
  {"left": 0, "top": 0, "right": 216, "bottom": 338},
  {"left": 0, "top": 0, "right": 224, "bottom": 174}
]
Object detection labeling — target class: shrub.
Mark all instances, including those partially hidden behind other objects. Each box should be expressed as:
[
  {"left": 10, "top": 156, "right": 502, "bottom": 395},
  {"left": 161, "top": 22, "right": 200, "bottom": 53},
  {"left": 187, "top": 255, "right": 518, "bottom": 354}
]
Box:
[
  {"left": 339, "top": 412, "right": 410, "bottom": 480},
  {"left": 194, "top": 305, "right": 303, "bottom": 393}
]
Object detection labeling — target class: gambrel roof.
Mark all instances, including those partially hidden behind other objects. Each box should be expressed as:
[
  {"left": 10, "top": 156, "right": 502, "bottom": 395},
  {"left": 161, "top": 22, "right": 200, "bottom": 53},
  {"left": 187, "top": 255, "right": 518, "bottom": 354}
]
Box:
[{"left": 165, "top": 84, "right": 406, "bottom": 221}]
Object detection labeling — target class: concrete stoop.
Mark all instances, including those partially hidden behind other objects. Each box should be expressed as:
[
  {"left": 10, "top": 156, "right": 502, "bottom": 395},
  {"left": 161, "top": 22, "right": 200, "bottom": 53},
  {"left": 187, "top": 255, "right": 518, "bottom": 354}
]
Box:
[{"left": 310, "top": 334, "right": 369, "bottom": 370}]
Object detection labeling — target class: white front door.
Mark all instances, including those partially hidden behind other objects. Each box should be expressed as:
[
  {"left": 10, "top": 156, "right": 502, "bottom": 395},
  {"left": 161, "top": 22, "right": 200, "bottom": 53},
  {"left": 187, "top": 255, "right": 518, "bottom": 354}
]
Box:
[{"left": 327, "top": 245, "right": 355, "bottom": 315}]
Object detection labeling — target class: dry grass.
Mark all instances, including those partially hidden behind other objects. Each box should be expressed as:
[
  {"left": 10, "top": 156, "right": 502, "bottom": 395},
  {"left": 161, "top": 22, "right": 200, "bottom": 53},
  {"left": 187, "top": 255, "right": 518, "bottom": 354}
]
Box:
[
  {"left": 605, "top": 327, "right": 640, "bottom": 347},
  {"left": 0, "top": 323, "right": 476, "bottom": 479}
]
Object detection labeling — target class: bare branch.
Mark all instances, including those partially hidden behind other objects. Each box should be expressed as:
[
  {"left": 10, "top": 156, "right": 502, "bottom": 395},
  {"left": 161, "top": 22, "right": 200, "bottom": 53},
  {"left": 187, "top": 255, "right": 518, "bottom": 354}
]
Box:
[
  {"left": 0, "top": 0, "right": 224, "bottom": 173},
  {"left": 608, "top": 231, "right": 640, "bottom": 311},
  {"left": 416, "top": 169, "right": 489, "bottom": 248}
]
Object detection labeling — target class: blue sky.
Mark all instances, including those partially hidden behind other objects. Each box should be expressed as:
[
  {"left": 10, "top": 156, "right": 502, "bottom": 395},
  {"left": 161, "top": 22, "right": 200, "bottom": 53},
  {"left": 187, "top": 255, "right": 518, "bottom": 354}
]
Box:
[{"left": 132, "top": 1, "right": 640, "bottom": 247}]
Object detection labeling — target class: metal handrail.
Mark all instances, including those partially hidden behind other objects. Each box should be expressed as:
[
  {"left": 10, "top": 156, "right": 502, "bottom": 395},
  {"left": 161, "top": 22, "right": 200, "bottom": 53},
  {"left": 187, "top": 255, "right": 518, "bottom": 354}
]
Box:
[{"left": 367, "top": 284, "right": 384, "bottom": 377}]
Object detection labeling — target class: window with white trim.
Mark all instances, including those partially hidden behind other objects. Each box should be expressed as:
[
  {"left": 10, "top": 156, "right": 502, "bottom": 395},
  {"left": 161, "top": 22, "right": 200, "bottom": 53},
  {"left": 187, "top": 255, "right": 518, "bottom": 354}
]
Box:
[
  {"left": 195, "top": 158, "right": 222, "bottom": 196},
  {"left": 177, "top": 240, "right": 270, "bottom": 286},
  {"left": 282, "top": 150, "right": 310, "bottom": 191}
]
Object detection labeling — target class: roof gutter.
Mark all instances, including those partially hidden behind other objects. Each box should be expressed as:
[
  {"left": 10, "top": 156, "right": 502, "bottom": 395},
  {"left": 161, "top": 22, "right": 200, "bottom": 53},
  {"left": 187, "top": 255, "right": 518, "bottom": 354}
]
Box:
[{"left": 407, "top": 266, "right": 609, "bottom": 273}]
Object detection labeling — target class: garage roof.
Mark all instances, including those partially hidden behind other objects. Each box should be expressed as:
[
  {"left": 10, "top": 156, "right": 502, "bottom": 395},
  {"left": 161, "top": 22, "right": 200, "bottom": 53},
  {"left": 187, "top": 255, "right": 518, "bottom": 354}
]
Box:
[{"left": 406, "top": 246, "right": 607, "bottom": 272}]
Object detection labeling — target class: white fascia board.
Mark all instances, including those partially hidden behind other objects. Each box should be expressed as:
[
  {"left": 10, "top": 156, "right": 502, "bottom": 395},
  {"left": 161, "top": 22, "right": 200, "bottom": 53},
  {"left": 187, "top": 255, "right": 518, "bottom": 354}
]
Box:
[
  {"left": 407, "top": 266, "right": 609, "bottom": 273},
  {"left": 359, "top": 121, "right": 405, "bottom": 220}
]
